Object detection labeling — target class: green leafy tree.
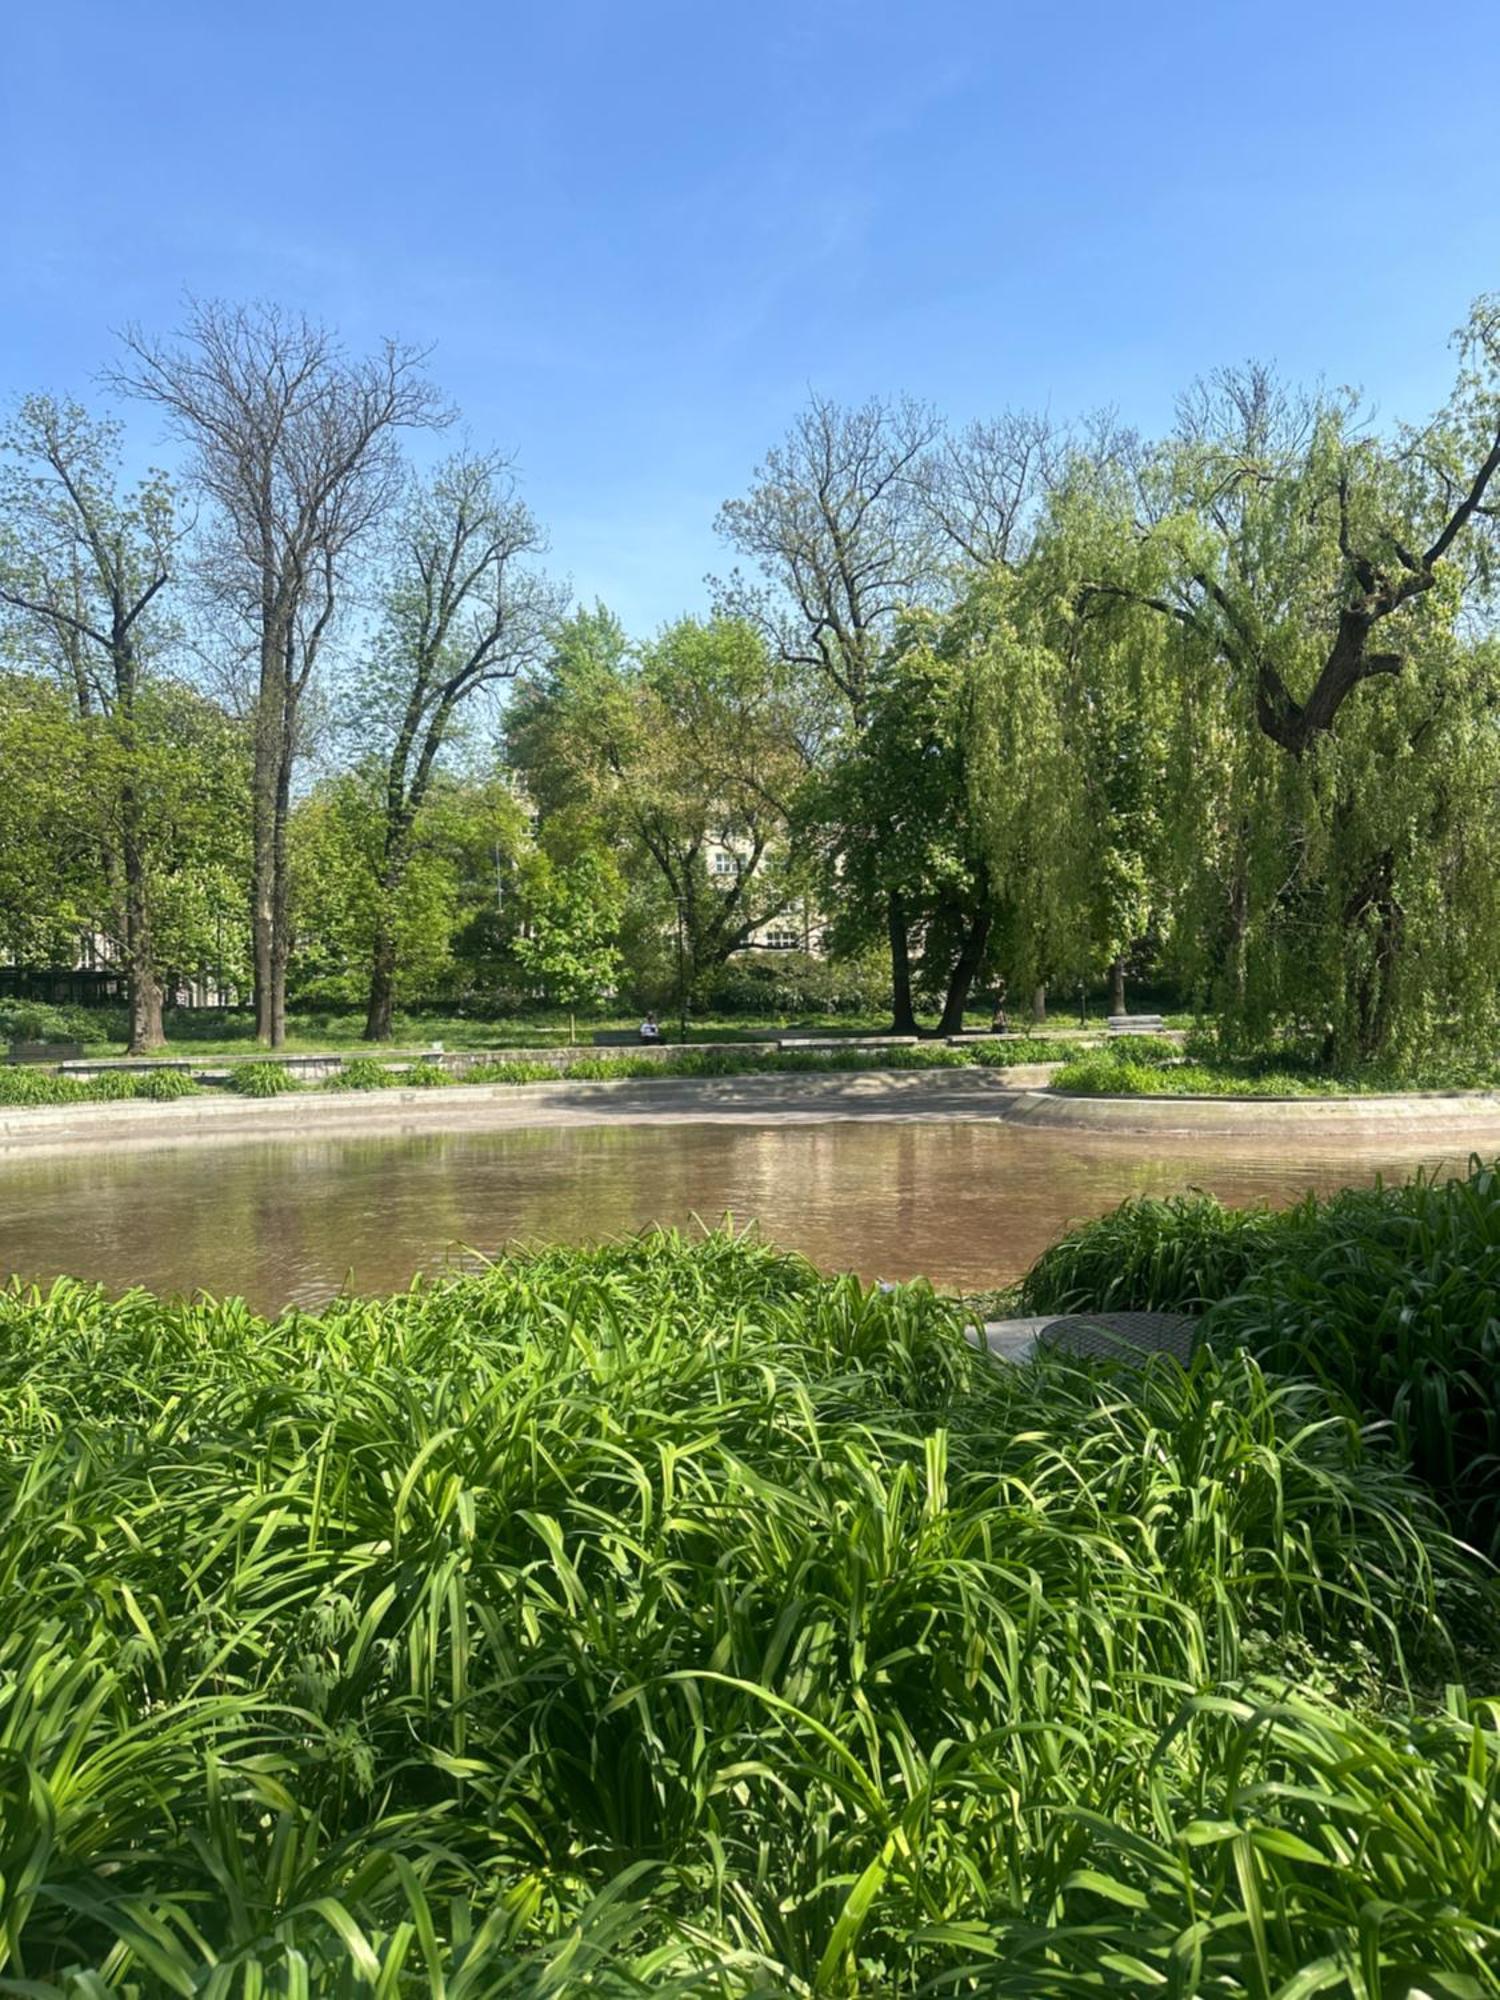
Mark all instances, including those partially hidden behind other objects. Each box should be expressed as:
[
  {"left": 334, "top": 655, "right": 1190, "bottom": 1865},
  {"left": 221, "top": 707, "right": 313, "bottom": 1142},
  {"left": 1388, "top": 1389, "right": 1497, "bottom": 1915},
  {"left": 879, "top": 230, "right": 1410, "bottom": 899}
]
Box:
[
  {"left": 290, "top": 768, "right": 528, "bottom": 1014},
  {"left": 511, "top": 850, "right": 623, "bottom": 1040},
  {"left": 507, "top": 608, "right": 808, "bottom": 1004},
  {"left": 0, "top": 396, "right": 179, "bottom": 1048},
  {"left": 1070, "top": 302, "right": 1500, "bottom": 1058}
]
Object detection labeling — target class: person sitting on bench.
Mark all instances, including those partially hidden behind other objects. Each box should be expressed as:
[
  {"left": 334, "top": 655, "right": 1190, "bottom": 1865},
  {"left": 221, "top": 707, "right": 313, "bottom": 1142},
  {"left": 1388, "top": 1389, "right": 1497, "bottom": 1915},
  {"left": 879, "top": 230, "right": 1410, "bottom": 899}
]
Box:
[{"left": 638, "top": 1014, "right": 662, "bottom": 1042}]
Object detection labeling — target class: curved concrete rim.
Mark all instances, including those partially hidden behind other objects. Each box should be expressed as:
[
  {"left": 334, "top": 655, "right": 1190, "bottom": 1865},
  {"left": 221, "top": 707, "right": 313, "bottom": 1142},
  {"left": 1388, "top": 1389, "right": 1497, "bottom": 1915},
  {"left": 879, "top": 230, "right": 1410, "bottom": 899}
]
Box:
[
  {"left": 0, "top": 1065, "right": 1040, "bottom": 1155},
  {"left": 1000, "top": 1086, "right": 1500, "bottom": 1136},
  {"left": 3, "top": 1067, "right": 1500, "bottom": 1156}
]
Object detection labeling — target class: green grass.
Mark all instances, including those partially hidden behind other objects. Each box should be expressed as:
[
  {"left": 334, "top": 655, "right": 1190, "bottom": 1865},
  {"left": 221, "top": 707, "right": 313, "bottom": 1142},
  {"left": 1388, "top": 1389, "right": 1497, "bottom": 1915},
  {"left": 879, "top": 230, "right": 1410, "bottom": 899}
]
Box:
[
  {"left": 1053, "top": 1036, "right": 1500, "bottom": 1099},
  {"left": 0, "top": 1230, "right": 1496, "bottom": 1989},
  {"left": 69, "top": 1004, "right": 1128, "bottom": 1060}
]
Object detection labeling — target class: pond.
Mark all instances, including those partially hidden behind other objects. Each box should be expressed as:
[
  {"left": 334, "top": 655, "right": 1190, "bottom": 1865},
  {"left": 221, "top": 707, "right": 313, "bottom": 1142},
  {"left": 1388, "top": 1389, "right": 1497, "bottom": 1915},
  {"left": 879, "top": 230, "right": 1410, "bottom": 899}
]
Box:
[{"left": 0, "top": 1116, "right": 1474, "bottom": 1312}]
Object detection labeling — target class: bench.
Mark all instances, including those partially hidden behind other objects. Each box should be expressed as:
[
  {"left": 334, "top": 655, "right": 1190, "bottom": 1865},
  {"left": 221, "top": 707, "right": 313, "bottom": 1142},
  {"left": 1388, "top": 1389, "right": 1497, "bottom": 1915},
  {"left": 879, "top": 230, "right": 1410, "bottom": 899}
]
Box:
[
  {"left": 592, "top": 1029, "right": 670, "bottom": 1047},
  {"left": 7, "top": 1040, "right": 84, "bottom": 1065}
]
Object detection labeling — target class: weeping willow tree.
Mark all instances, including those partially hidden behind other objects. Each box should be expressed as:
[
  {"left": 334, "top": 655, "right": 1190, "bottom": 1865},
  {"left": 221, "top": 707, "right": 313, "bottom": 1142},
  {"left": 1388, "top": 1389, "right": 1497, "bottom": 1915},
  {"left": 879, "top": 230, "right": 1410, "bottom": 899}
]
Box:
[
  {"left": 808, "top": 572, "right": 1084, "bottom": 1029},
  {"left": 1060, "top": 298, "right": 1500, "bottom": 1062}
]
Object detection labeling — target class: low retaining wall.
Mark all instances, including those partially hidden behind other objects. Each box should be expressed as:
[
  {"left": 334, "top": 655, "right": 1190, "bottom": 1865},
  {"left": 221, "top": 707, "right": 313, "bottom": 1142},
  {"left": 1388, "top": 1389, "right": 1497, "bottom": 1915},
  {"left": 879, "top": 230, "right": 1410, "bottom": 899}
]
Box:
[
  {"left": 55, "top": 1031, "right": 1081, "bottom": 1088},
  {"left": 1003, "top": 1086, "right": 1500, "bottom": 1137}
]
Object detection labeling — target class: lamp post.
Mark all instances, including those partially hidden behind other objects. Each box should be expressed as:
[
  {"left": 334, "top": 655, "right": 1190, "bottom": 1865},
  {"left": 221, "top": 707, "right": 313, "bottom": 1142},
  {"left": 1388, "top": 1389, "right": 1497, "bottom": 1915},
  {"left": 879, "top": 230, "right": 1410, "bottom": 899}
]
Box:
[{"left": 675, "top": 898, "right": 688, "bottom": 1042}]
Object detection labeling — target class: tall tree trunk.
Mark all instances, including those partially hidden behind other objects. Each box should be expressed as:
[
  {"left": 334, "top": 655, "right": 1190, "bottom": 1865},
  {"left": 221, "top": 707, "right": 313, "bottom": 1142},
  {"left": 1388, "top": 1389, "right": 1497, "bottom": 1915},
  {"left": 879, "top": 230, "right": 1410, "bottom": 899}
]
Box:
[
  {"left": 251, "top": 653, "right": 280, "bottom": 1044},
  {"left": 937, "top": 908, "right": 993, "bottom": 1035},
  {"left": 1228, "top": 858, "right": 1250, "bottom": 1010},
  {"left": 1111, "top": 955, "right": 1126, "bottom": 1017},
  {"left": 888, "top": 891, "right": 917, "bottom": 1034},
  {"left": 1348, "top": 849, "right": 1402, "bottom": 1063},
  {"left": 1031, "top": 983, "right": 1047, "bottom": 1024},
  {"left": 121, "top": 831, "right": 163, "bottom": 1054},
  {"left": 364, "top": 920, "right": 399, "bottom": 1042},
  {"left": 268, "top": 692, "right": 294, "bottom": 1049},
  {"left": 115, "top": 672, "right": 164, "bottom": 1057}
]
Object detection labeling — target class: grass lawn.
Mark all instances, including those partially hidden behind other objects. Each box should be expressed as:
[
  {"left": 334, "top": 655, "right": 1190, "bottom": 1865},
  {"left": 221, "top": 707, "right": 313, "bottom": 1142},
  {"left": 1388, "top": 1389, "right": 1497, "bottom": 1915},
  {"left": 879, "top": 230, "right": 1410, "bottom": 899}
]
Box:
[
  {"left": 1052, "top": 1040, "right": 1500, "bottom": 1097},
  {"left": 68, "top": 1002, "right": 1154, "bottom": 1059}
]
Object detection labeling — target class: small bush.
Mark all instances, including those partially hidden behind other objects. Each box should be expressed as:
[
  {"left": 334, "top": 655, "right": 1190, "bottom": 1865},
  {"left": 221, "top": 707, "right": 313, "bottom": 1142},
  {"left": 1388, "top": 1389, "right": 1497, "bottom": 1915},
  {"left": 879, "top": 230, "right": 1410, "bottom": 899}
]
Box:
[
  {"left": 462, "top": 1058, "right": 559, "bottom": 1085},
  {"left": 0, "top": 1000, "right": 104, "bottom": 1046},
  {"left": 131, "top": 1069, "right": 200, "bottom": 1101},
  {"left": 328, "top": 1058, "right": 396, "bottom": 1092},
  {"left": 228, "top": 1061, "right": 298, "bottom": 1098},
  {"left": 399, "top": 1059, "right": 451, "bottom": 1088},
  {"left": 971, "top": 1035, "right": 1088, "bottom": 1066},
  {"left": 0, "top": 1067, "right": 85, "bottom": 1107},
  {"left": 700, "top": 947, "right": 891, "bottom": 1018}
]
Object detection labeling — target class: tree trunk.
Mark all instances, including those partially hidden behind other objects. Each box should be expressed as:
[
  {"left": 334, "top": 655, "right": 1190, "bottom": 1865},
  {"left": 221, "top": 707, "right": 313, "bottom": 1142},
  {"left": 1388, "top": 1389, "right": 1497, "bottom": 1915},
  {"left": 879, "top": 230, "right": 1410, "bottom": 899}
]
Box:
[
  {"left": 364, "top": 923, "right": 398, "bottom": 1042},
  {"left": 266, "top": 680, "right": 296, "bottom": 1049},
  {"left": 1031, "top": 984, "right": 1047, "bottom": 1024},
  {"left": 937, "top": 909, "right": 993, "bottom": 1035},
  {"left": 251, "top": 656, "right": 280, "bottom": 1044},
  {"left": 122, "top": 854, "right": 164, "bottom": 1055},
  {"left": 1348, "top": 850, "right": 1403, "bottom": 1063},
  {"left": 1111, "top": 956, "right": 1126, "bottom": 1017},
  {"left": 888, "top": 890, "right": 917, "bottom": 1034},
  {"left": 117, "top": 704, "right": 164, "bottom": 1055}
]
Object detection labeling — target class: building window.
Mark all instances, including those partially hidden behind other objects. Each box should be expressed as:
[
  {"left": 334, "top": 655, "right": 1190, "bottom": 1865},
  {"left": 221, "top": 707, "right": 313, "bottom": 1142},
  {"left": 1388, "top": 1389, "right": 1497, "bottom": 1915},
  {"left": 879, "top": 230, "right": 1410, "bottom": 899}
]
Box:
[
  {"left": 761, "top": 927, "right": 800, "bottom": 950},
  {"left": 710, "top": 850, "right": 737, "bottom": 877}
]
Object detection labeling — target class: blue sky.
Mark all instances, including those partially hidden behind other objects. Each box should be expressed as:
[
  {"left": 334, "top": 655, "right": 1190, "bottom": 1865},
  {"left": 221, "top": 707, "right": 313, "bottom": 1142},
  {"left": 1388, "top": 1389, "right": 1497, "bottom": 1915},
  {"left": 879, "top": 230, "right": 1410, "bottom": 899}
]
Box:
[{"left": 4, "top": 0, "right": 1498, "bottom": 634}]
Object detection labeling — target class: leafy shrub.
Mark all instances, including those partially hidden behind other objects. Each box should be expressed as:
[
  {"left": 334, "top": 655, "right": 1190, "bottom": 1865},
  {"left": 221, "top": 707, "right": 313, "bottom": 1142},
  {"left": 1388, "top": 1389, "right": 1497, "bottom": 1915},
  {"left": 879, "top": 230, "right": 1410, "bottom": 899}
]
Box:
[
  {"left": 0, "top": 1236, "right": 1490, "bottom": 1987},
  {"left": 462, "top": 1058, "right": 559, "bottom": 1085},
  {"left": 131, "top": 1068, "right": 201, "bottom": 1101},
  {"left": 327, "top": 1057, "right": 396, "bottom": 1091},
  {"left": 78, "top": 1070, "right": 139, "bottom": 1101},
  {"left": 0, "top": 999, "right": 105, "bottom": 1046},
  {"left": 399, "top": 1059, "right": 452, "bottom": 1088},
  {"left": 971, "top": 1035, "right": 1088, "bottom": 1066},
  {"left": 701, "top": 948, "right": 891, "bottom": 1018},
  {"left": 0, "top": 1066, "right": 86, "bottom": 1107},
  {"left": 228, "top": 1060, "right": 298, "bottom": 1097}
]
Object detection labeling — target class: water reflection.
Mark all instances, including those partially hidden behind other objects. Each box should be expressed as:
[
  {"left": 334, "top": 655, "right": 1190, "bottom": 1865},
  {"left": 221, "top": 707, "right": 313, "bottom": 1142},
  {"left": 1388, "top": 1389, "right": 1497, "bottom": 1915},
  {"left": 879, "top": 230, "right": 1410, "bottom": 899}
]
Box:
[{"left": 0, "top": 1119, "right": 1477, "bottom": 1313}]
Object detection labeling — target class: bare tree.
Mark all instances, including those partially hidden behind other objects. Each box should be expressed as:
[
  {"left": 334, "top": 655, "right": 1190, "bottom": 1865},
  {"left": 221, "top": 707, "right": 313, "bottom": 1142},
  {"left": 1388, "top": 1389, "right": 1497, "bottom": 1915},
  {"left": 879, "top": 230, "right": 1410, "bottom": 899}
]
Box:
[
  {"left": 111, "top": 301, "right": 449, "bottom": 1044},
  {"left": 0, "top": 396, "right": 179, "bottom": 1050},
  {"left": 715, "top": 392, "right": 942, "bottom": 1030},
  {"left": 354, "top": 450, "right": 561, "bottom": 1040},
  {"left": 922, "top": 409, "right": 1062, "bottom": 570}
]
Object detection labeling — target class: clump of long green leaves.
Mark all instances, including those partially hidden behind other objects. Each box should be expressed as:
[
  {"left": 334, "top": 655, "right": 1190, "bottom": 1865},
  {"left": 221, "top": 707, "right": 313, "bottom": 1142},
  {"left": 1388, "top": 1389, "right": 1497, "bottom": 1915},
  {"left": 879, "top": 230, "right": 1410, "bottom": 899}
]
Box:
[
  {"left": 0, "top": 1231, "right": 1495, "bottom": 1991},
  {"left": 0, "top": 1064, "right": 202, "bottom": 1106},
  {"left": 227, "top": 1059, "right": 299, "bottom": 1096},
  {"left": 1204, "top": 1161, "right": 1500, "bottom": 1552},
  {"left": 1020, "top": 1189, "right": 1285, "bottom": 1316},
  {"left": 1021, "top": 1159, "right": 1500, "bottom": 1553}
]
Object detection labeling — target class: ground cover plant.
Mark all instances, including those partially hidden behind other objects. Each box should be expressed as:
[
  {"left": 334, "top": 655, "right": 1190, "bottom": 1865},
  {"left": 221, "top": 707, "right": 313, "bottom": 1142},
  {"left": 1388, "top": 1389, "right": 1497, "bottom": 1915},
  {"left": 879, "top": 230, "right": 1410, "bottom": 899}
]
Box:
[{"left": 0, "top": 1230, "right": 1497, "bottom": 1991}]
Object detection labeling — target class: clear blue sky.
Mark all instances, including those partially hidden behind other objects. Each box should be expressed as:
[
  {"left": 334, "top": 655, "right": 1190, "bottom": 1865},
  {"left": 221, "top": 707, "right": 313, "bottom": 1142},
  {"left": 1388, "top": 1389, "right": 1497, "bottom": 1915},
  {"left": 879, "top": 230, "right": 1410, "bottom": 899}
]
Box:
[{"left": 4, "top": 0, "right": 1498, "bottom": 634}]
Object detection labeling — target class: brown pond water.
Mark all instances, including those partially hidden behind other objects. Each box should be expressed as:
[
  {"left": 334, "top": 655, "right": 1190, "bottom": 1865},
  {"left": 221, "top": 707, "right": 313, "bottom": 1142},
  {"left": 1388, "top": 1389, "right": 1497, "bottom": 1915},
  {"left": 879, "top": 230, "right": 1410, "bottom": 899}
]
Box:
[{"left": 0, "top": 1118, "right": 1477, "bottom": 1313}]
